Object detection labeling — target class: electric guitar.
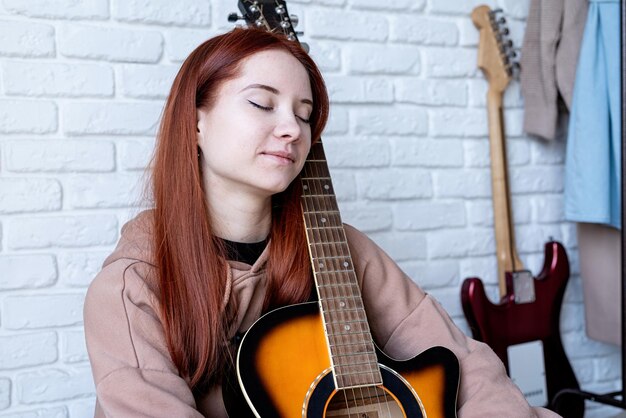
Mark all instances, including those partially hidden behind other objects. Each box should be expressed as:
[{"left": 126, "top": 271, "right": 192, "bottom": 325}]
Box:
[
  {"left": 223, "top": 1, "right": 460, "bottom": 417},
  {"left": 460, "top": 6, "right": 583, "bottom": 418}
]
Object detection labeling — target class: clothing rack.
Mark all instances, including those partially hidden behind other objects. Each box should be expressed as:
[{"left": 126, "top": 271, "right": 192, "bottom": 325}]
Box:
[{"left": 551, "top": 0, "right": 626, "bottom": 414}]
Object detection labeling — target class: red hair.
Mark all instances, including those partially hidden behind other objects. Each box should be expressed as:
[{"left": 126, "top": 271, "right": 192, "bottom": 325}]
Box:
[{"left": 151, "top": 27, "right": 329, "bottom": 389}]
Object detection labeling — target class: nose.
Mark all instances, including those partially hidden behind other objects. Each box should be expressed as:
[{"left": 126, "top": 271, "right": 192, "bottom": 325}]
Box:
[{"left": 273, "top": 111, "right": 302, "bottom": 142}]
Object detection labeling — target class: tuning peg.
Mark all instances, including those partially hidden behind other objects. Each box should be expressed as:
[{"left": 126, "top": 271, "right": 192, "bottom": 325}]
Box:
[
  {"left": 280, "top": 19, "right": 292, "bottom": 29},
  {"left": 227, "top": 13, "right": 244, "bottom": 22},
  {"left": 489, "top": 8, "right": 503, "bottom": 16},
  {"left": 290, "top": 14, "right": 299, "bottom": 28},
  {"left": 275, "top": 4, "right": 286, "bottom": 15}
]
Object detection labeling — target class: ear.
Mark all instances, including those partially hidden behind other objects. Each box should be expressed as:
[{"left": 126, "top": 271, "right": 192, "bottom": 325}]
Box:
[{"left": 196, "top": 109, "right": 203, "bottom": 134}]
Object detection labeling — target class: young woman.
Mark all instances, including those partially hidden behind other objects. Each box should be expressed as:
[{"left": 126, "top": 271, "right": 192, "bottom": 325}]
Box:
[{"left": 84, "top": 27, "right": 560, "bottom": 417}]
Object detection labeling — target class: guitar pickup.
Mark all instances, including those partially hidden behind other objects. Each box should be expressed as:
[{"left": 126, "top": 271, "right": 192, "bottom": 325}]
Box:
[{"left": 511, "top": 270, "right": 536, "bottom": 304}]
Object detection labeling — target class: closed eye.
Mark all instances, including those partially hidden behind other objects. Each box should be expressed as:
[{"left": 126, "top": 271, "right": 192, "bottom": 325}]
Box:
[{"left": 248, "top": 100, "right": 272, "bottom": 111}]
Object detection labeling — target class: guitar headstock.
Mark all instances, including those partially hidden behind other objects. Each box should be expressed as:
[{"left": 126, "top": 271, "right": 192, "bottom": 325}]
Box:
[
  {"left": 472, "top": 5, "right": 519, "bottom": 93},
  {"left": 229, "top": 0, "right": 301, "bottom": 43}
]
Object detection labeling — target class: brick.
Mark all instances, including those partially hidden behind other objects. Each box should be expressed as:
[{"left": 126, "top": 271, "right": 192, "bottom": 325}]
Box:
[
  {"left": 368, "top": 231, "right": 427, "bottom": 261},
  {"left": 0, "top": 100, "right": 57, "bottom": 133},
  {"left": 347, "top": 44, "right": 419, "bottom": 74},
  {"left": 358, "top": 168, "right": 431, "bottom": 200},
  {"left": 430, "top": 108, "right": 487, "bottom": 137},
  {"left": 429, "top": 0, "right": 489, "bottom": 15},
  {"left": 0, "top": 407, "right": 68, "bottom": 417},
  {"left": 354, "top": 107, "right": 427, "bottom": 136},
  {"left": 351, "top": 0, "right": 425, "bottom": 11},
  {"left": 424, "top": 48, "right": 477, "bottom": 77},
  {"left": 467, "top": 199, "right": 493, "bottom": 226},
  {"left": 515, "top": 224, "right": 563, "bottom": 254},
  {"left": 0, "top": 378, "right": 8, "bottom": 410},
  {"left": 594, "top": 353, "right": 622, "bottom": 381},
  {"left": 560, "top": 303, "right": 585, "bottom": 333},
  {"left": 338, "top": 202, "right": 392, "bottom": 233},
  {"left": 323, "top": 136, "right": 390, "bottom": 168},
  {"left": 0, "top": 20, "right": 55, "bottom": 58},
  {"left": 307, "top": 9, "right": 388, "bottom": 42},
  {"left": 0, "top": 254, "right": 57, "bottom": 289},
  {"left": 400, "top": 260, "right": 459, "bottom": 289},
  {"left": 394, "top": 201, "right": 465, "bottom": 231},
  {"left": 428, "top": 228, "right": 494, "bottom": 258},
  {"left": 530, "top": 137, "right": 566, "bottom": 165},
  {"left": 509, "top": 166, "right": 564, "bottom": 194},
  {"left": 0, "top": 178, "right": 61, "bottom": 213},
  {"left": 164, "top": 28, "right": 219, "bottom": 62},
  {"left": 323, "top": 106, "right": 348, "bottom": 135},
  {"left": 16, "top": 367, "right": 94, "bottom": 403},
  {"left": 434, "top": 169, "right": 491, "bottom": 198},
  {"left": 390, "top": 16, "right": 458, "bottom": 45},
  {"left": 6, "top": 140, "right": 115, "bottom": 172},
  {"left": 0, "top": 332, "right": 57, "bottom": 369},
  {"left": 65, "top": 173, "right": 144, "bottom": 209},
  {"left": 391, "top": 138, "right": 464, "bottom": 167},
  {"left": 326, "top": 169, "right": 357, "bottom": 202},
  {"left": 463, "top": 138, "right": 530, "bottom": 168},
  {"left": 58, "top": 251, "right": 108, "bottom": 287},
  {"left": 459, "top": 18, "right": 479, "bottom": 47},
  {"left": 6, "top": 215, "right": 118, "bottom": 250},
  {"left": 325, "top": 76, "right": 393, "bottom": 103},
  {"left": 468, "top": 79, "right": 524, "bottom": 108},
  {"left": 460, "top": 256, "right": 498, "bottom": 286},
  {"left": 4, "top": 294, "right": 84, "bottom": 329},
  {"left": 395, "top": 78, "right": 467, "bottom": 107},
  {"left": 120, "top": 64, "right": 179, "bottom": 99},
  {"left": 63, "top": 102, "right": 163, "bottom": 136},
  {"left": 307, "top": 41, "right": 341, "bottom": 72},
  {"left": 534, "top": 195, "right": 564, "bottom": 223},
  {"left": 60, "top": 330, "right": 88, "bottom": 363},
  {"left": 503, "top": 109, "right": 525, "bottom": 137},
  {"left": 113, "top": 0, "right": 211, "bottom": 26},
  {"left": 4, "top": 0, "right": 108, "bottom": 19},
  {"left": 59, "top": 24, "right": 163, "bottom": 63},
  {"left": 68, "top": 400, "right": 96, "bottom": 418},
  {"left": 3, "top": 61, "right": 113, "bottom": 97},
  {"left": 120, "top": 139, "right": 155, "bottom": 170}
]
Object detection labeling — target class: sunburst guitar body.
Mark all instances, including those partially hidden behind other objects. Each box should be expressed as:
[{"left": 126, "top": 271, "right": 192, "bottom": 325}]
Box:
[{"left": 223, "top": 302, "right": 459, "bottom": 418}]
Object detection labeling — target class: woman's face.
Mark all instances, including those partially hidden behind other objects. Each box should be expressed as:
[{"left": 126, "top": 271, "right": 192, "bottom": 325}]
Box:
[{"left": 197, "top": 49, "right": 313, "bottom": 199}]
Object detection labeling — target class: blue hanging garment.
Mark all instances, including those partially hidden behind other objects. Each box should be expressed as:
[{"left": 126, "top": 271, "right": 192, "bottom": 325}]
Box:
[{"left": 564, "top": 0, "right": 621, "bottom": 229}]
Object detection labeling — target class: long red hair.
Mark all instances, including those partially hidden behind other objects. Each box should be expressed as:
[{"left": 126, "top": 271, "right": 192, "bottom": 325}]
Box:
[{"left": 151, "top": 27, "right": 329, "bottom": 390}]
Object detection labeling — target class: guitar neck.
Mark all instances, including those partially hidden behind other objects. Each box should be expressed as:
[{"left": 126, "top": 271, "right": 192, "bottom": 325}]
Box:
[
  {"left": 300, "top": 141, "right": 383, "bottom": 389},
  {"left": 487, "top": 88, "right": 524, "bottom": 297}
]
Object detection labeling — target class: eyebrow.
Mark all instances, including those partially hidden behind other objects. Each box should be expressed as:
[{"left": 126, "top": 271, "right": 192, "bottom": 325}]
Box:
[{"left": 240, "top": 83, "right": 313, "bottom": 106}]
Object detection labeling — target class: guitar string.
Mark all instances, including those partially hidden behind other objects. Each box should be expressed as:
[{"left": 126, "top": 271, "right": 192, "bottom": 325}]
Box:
[
  {"left": 305, "top": 151, "right": 354, "bottom": 417},
  {"left": 306, "top": 146, "right": 394, "bottom": 417}
]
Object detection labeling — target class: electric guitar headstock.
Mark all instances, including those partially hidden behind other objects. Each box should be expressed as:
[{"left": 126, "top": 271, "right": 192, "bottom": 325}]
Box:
[
  {"left": 472, "top": 5, "right": 519, "bottom": 94},
  {"left": 229, "top": 0, "right": 302, "bottom": 45}
]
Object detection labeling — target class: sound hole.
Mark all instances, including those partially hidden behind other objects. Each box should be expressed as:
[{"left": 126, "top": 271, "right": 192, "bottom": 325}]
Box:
[{"left": 324, "top": 386, "right": 405, "bottom": 418}]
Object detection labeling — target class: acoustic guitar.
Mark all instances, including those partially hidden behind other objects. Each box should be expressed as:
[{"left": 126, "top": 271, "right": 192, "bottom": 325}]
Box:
[
  {"left": 460, "top": 6, "right": 583, "bottom": 418},
  {"left": 223, "top": 1, "right": 460, "bottom": 417}
]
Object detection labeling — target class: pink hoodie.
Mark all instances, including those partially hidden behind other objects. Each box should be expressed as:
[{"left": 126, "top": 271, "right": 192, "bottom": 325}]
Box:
[{"left": 84, "top": 211, "right": 561, "bottom": 417}]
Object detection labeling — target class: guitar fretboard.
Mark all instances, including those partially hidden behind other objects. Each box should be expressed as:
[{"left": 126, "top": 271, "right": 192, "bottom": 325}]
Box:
[{"left": 301, "top": 140, "right": 383, "bottom": 389}]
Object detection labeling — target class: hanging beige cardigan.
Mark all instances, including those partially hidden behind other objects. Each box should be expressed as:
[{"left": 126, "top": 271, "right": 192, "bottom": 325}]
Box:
[{"left": 520, "top": 0, "right": 588, "bottom": 140}]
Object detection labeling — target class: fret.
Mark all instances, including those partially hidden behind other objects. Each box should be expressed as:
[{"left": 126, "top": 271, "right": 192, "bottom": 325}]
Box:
[
  {"left": 317, "top": 284, "right": 361, "bottom": 300},
  {"left": 336, "top": 374, "right": 383, "bottom": 389},
  {"left": 314, "top": 268, "right": 356, "bottom": 280},
  {"left": 302, "top": 162, "right": 331, "bottom": 178},
  {"left": 330, "top": 352, "right": 378, "bottom": 364},
  {"left": 301, "top": 178, "right": 335, "bottom": 196},
  {"left": 303, "top": 212, "right": 343, "bottom": 228},
  {"left": 306, "top": 228, "right": 347, "bottom": 246},
  {"left": 301, "top": 195, "right": 340, "bottom": 212},
  {"left": 320, "top": 298, "right": 364, "bottom": 312}
]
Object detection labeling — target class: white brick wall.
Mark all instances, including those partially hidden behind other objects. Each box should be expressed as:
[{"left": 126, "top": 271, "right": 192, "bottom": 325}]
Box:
[{"left": 0, "top": 1, "right": 621, "bottom": 417}]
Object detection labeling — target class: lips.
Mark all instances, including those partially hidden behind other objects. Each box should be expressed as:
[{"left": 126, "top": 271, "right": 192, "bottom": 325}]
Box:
[{"left": 262, "top": 150, "right": 295, "bottom": 163}]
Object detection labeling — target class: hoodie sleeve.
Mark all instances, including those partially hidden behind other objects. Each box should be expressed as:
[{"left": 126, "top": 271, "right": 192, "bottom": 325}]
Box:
[
  {"left": 344, "top": 224, "right": 560, "bottom": 418},
  {"left": 84, "top": 259, "right": 206, "bottom": 418}
]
